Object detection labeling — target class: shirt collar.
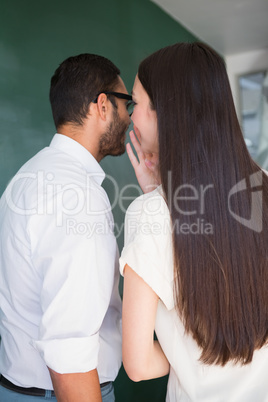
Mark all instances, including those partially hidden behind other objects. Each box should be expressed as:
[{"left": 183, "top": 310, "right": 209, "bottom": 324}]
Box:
[{"left": 49, "top": 133, "right": 105, "bottom": 185}]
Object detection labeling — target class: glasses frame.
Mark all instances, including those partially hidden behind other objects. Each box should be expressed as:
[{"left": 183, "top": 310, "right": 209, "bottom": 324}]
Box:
[{"left": 92, "top": 91, "right": 134, "bottom": 116}]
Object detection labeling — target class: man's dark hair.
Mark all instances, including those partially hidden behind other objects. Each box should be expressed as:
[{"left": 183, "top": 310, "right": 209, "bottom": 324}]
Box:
[{"left": 49, "top": 53, "right": 120, "bottom": 129}]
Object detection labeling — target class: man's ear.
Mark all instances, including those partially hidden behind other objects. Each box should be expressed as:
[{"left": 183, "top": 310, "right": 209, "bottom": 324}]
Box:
[{"left": 96, "top": 93, "right": 109, "bottom": 121}]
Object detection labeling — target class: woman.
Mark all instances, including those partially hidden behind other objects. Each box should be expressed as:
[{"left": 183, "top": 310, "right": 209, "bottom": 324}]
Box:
[{"left": 119, "top": 42, "right": 268, "bottom": 401}]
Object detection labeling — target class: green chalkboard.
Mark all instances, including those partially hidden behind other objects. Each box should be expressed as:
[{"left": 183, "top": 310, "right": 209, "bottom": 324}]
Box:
[{"left": 0, "top": 0, "right": 198, "bottom": 400}]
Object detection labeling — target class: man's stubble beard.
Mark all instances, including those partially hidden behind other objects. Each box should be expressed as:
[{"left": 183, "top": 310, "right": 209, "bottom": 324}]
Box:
[{"left": 99, "top": 108, "right": 129, "bottom": 159}]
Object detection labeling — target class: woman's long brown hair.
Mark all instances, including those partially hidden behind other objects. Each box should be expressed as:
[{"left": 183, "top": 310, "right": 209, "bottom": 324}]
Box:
[{"left": 138, "top": 42, "right": 268, "bottom": 365}]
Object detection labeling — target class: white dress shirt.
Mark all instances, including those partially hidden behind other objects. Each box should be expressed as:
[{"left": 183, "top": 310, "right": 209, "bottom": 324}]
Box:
[
  {"left": 0, "top": 133, "right": 122, "bottom": 389},
  {"left": 119, "top": 185, "right": 268, "bottom": 402}
]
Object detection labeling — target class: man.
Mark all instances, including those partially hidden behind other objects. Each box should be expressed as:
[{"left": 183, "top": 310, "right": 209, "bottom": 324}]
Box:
[{"left": 0, "top": 53, "right": 132, "bottom": 401}]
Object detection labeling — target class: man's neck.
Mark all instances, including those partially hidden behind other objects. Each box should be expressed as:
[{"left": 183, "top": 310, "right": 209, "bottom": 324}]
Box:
[{"left": 57, "top": 123, "right": 102, "bottom": 162}]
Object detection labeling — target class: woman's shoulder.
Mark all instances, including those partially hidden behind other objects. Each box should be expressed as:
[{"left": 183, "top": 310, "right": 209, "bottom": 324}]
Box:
[{"left": 126, "top": 185, "right": 169, "bottom": 219}]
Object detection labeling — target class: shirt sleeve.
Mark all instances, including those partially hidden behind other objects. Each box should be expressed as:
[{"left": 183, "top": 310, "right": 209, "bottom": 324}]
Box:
[
  {"left": 29, "top": 182, "right": 117, "bottom": 374},
  {"left": 119, "top": 188, "right": 175, "bottom": 311}
]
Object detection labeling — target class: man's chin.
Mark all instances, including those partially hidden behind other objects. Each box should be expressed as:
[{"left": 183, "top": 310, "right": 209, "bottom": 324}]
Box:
[
  {"left": 110, "top": 136, "right": 127, "bottom": 157},
  {"left": 101, "top": 145, "right": 126, "bottom": 158},
  {"left": 110, "top": 146, "right": 126, "bottom": 157}
]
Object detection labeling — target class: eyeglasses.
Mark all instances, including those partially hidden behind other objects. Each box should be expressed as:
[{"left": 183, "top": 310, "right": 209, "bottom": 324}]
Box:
[{"left": 92, "top": 91, "right": 135, "bottom": 116}]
